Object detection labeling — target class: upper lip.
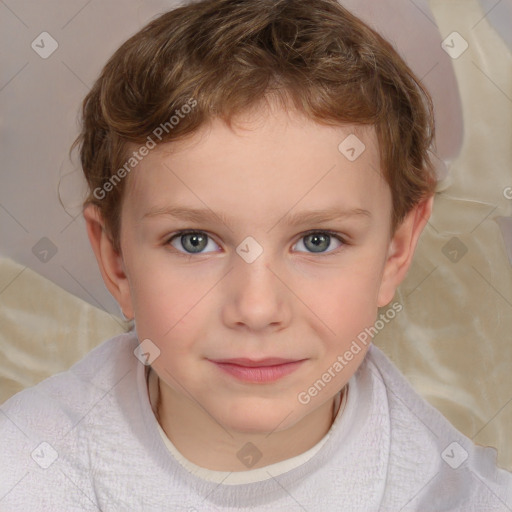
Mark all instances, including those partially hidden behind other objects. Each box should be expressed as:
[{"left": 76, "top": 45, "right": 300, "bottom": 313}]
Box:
[{"left": 210, "top": 358, "right": 304, "bottom": 367}]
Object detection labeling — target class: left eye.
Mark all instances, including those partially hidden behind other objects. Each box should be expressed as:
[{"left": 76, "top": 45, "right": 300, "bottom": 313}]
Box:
[
  {"left": 168, "top": 231, "right": 219, "bottom": 254},
  {"left": 293, "top": 231, "right": 345, "bottom": 254}
]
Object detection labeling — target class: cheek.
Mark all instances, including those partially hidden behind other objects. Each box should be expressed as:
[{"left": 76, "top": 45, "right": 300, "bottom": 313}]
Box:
[
  {"left": 126, "top": 233, "right": 387, "bottom": 352},
  {"left": 303, "top": 258, "right": 385, "bottom": 343},
  {"left": 131, "top": 280, "right": 199, "bottom": 381},
  {"left": 128, "top": 255, "right": 213, "bottom": 361},
  {"left": 136, "top": 289, "right": 194, "bottom": 338}
]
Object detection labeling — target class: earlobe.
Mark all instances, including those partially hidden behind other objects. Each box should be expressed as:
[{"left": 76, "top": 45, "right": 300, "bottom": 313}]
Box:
[
  {"left": 82, "top": 204, "right": 134, "bottom": 320},
  {"left": 377, "top": 195, "right": 434, "bottom": 307}
]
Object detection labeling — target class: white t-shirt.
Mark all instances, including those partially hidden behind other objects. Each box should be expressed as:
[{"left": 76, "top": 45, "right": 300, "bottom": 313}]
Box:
[{"left": 0, "top": 331, "right": 511, "bottom": 511}]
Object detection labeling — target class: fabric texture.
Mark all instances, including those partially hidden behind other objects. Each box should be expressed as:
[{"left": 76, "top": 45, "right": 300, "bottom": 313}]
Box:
[{"left": 1, "top": 331, "right": 510, "bottom": 512}]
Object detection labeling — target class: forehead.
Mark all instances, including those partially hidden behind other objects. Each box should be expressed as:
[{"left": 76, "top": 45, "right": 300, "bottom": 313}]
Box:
[{"left": 123, "top": 107, "right": 389, "bottom": 228}]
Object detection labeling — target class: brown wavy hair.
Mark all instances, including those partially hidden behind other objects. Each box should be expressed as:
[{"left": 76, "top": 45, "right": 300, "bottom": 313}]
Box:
[{"left": 71, "top": 0, "right": 437, "bottom": 253}]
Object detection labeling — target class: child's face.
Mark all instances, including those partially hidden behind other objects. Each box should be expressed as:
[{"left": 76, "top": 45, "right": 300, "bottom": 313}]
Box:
[{"left": 111, "top": 105, "right": 404, "bottom": 433}]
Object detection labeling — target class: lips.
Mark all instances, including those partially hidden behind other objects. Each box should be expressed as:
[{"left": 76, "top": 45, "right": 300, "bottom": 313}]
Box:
[
  {"left": 209, "top": 357, "right": 306, "bottom": 383},
  {"left": 210, "top": 357, "right": 300, "bottom": 367}
]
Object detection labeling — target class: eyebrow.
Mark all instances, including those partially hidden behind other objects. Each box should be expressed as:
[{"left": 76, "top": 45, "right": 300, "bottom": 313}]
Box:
[{"left": 142, "top": 205, "right": 372, "bottom": 230}]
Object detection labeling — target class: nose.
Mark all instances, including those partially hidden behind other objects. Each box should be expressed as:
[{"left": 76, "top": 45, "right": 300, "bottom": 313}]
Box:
[{"left": 221, "top": 249, "right": 292, "bottom": 333}]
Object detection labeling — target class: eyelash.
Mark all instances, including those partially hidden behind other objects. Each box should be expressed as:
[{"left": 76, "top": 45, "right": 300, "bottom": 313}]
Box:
[{"left": 164, "top": 229, "right": 348, "bottom": 257}]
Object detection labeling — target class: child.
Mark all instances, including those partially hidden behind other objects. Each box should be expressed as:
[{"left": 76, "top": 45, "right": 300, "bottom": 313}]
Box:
[{"left": 1, "top": 0, "right": 511, "bottom": 510}]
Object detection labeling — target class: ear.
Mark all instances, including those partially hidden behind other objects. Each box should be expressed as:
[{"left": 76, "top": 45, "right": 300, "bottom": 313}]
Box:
[
  {"left": 82, "top": 204, "right": 134, "bottom": 320},
  {"left": 377, "top": 194, "right": 434, "bottom": 307}
]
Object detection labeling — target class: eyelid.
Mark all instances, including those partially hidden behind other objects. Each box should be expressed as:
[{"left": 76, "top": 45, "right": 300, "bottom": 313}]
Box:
[
  {"left": 298, "top": 229, "right": 347, "bottom": 242},
  {"left": 166, "top": 230, "right": 221, "bottom": 256},
  {"left": 294, "top": 229, "right": 347, "bottom": 256}
]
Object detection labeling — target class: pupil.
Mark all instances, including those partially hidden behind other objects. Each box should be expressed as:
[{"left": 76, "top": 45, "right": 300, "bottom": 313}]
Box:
[
  {"left": 185, "top": 233, "right": 205, "bottom": 252},
  {"left": 308, "top": 233, "right": 328, "bottom": 252}
]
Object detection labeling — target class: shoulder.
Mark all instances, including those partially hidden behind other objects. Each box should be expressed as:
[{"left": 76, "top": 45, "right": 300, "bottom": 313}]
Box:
[
  {"left": 1, "top": 331, "right": 138, "bottom": 424},
  {"left": 365, "top": 344, "right": 512, "bottom": 511},
  {"left": 0, "top": 331, "right": 139, "bottom": 437},
  {"left": 0, "top": 331, "right": 140, "bottom": 508}
]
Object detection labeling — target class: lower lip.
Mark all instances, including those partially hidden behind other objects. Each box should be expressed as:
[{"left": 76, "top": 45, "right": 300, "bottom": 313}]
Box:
[{"left": 211, "top": 360, "right": 305, "bottom": 383}]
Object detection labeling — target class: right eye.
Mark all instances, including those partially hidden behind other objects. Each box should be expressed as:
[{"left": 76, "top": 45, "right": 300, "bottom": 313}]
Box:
[{"left": 166, "top": 230, "right": 221, "bottom": 255}]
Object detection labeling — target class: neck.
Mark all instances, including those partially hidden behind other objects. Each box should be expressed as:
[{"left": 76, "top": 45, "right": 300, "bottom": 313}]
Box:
[{"left": 154, "top": 373, "right": 343, "bottom": 472}]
